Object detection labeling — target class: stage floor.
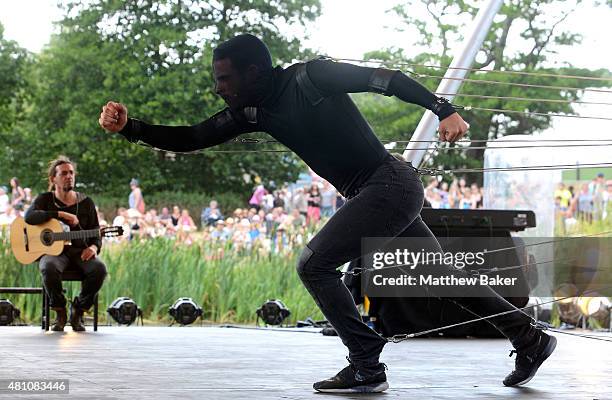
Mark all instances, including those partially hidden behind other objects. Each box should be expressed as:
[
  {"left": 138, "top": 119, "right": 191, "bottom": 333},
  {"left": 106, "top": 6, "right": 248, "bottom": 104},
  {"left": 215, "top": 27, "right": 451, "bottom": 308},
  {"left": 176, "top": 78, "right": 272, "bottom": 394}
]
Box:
[{"left": 0, "top": 325, "right": 611, "bottom": 399}]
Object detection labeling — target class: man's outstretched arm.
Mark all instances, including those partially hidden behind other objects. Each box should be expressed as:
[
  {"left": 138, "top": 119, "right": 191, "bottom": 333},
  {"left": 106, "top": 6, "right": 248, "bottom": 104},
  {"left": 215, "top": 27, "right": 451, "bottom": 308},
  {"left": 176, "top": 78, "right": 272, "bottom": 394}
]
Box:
[
  {"left": 99, "top": 102, "right": 253, "bottom": 152},
  {"left": 304, "top": 59, "right": 468, "bottom": 142}
]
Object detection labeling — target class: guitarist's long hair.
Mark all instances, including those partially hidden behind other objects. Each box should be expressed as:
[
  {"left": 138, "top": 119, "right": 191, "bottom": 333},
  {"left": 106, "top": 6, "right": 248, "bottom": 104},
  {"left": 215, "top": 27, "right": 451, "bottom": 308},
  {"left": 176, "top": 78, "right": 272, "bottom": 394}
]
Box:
[{"left": 47, "top": 155, "right": 77, "bottom": 191}]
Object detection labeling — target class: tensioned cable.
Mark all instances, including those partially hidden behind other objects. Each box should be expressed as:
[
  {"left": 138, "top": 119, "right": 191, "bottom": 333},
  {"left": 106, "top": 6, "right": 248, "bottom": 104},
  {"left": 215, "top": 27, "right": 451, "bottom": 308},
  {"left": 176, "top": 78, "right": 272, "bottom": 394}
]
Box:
[
  {"left": 444, "top": 297, "right": 612, "bottom": 344},
  {"left": 468, "top": 230, "right": 612, "bottom": 257},
  {"left": 204, "top": 153, "right": 612, "bottom": 172},
  {"left": 387, "top": 139, "right": 612, "bottom": 143},
  {"left": 372, "top": 246, "right": 612, "bottom": 345},
  {"left": 386, "top": 289, "right": 612, "bottom": 343},
  {"left": 320, "top": 56, "right": 612, "bottom": 94},
  {"left": 414, "top": 139, "right": 612, "bottom": 163},
  {"left": 545, "top": 328, "right": 612, "bottom": 343},
  {"left": 231, "top": 138, "right": 612, "bottom": 145},
  {"left": 477, "top": 258, "right": 576, "bottom": 275},
  {"left": 209, "top": 138, "right": 612, "bottom": 154},
  {"left": 207, "top": 143, "right": 612, "bottom": 154},
  {"left": 138, "top": 138, "right": 612, "bottom": 155},
  {"left": 418, "top": 162, "right": 612, "bottom": 175},
  {"left": 434, "top": 93, "right": 612, "bottom": 107},
  {"left": 181, "top": 147, "right": 612, "bottom": 175},
  {"left": 326, "top": 57, "right": 612, "bottom": 83},
  {"left": 342, "top": 229, "right": 612, "bottom": 277},
  {"left": 442, "top": 290, "right": 612, "bottom": 344},
  {"left": 346, "top": 255, "right": 572, "bottom": 279},
  {"left": 455, "top": 105, "right": 612, "bottom": 121},
  {"left": 310, "top": 55, "right": 612, "bottom": 121},
  {"left": 408, "top": 73, "right": 612, "bottom": 94},
  {"left": 207, "top": 149, "right": 290, "bottom": 153},
  {"left": 409, "top": 144, "right": 612, "bottom": 151},
  {"left": 400, "top": 62, "right": 612, "bottom": 83}
]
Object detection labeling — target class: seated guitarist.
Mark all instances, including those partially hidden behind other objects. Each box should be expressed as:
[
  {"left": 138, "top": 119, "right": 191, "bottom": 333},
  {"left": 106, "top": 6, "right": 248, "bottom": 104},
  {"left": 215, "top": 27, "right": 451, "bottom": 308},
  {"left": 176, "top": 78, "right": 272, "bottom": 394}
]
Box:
[{"left": 25, "top": 156, "right": 107, "bottom": 332}]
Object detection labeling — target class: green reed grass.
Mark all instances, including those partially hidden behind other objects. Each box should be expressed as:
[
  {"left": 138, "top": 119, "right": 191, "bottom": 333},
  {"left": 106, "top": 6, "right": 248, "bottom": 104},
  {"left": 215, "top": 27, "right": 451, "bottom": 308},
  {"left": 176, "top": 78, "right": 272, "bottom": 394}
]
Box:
[{"left": 0, "top": 234, "right": 323, "bottom": 325}]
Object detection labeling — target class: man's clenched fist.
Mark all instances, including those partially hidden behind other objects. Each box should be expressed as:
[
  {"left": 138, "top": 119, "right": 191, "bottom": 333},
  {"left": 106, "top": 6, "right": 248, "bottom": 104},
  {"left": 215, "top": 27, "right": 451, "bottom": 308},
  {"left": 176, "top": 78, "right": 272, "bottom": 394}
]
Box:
[
  {"left": 438, "top": 113, "right": 470, "bottom": 143},
  {"left": 99, "top": 101, "right": 128, "bottom": 133}
]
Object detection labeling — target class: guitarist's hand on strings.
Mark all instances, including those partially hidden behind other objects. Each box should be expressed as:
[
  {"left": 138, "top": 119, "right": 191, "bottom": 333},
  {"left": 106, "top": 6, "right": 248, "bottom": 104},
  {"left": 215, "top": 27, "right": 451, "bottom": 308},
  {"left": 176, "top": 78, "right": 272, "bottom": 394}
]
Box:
[
  {"left": 81, "top": 245, "right": 97, "bottom": 262},
  {"left": 58, "top": 211, "right": 79, "bottom": 227}
]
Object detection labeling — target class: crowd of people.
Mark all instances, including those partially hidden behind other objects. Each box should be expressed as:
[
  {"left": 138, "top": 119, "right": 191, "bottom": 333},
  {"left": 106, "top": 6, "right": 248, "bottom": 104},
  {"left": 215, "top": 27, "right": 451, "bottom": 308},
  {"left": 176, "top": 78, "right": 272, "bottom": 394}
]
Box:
[
  {"left": 3, "top": 172, "right": 610, "bottom": 249},
  {"left": 105, "top": 180, "right": 343, "bottom": 254},
  {"left": 554, "top": 173, "right": 611, "bottom": 232},
  {"left": 423, "top": 177, "right": 485, "bottom": 209}
]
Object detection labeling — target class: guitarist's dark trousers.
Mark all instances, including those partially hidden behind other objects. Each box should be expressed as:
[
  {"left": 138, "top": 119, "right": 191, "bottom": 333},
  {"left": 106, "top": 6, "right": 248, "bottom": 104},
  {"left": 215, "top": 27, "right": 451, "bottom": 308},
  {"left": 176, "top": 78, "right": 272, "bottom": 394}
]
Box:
[{"left": 39, "top": 247, "right": 107, "bottom": 309}]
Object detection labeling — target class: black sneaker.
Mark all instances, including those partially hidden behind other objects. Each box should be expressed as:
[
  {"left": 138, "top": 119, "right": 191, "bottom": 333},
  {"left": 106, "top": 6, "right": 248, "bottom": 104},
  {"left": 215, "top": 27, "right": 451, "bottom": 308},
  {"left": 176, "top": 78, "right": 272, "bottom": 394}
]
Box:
[
  {"left": 503, "top": 332, "right": 557, "bottom": 387},
  {"left": 313, "top": 359, "right": 388, "bottom": 393}
]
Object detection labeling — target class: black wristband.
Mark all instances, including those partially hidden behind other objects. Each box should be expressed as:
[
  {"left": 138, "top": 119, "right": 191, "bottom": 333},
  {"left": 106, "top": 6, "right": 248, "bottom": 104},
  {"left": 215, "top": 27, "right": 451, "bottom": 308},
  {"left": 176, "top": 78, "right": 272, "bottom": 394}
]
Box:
[
  {"left": 430, "top": 97, "right": 456, "bottom": 120},
  {"left": 118, "top": 118, "right": 142, "bottom": 143}
]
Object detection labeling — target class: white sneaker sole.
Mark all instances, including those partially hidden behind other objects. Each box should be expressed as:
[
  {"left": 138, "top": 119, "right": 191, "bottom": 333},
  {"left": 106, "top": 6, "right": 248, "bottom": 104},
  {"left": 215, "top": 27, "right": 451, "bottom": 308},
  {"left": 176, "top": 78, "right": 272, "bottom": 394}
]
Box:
[{"left": 315, "top": 381, "right": 389, "bottom": 393}]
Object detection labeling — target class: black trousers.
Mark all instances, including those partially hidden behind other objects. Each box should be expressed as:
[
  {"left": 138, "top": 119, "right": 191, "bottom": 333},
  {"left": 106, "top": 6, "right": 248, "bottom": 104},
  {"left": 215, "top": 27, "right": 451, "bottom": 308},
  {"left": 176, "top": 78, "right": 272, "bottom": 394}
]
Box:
[
  {"left": 39, "top": 247, "right": 107, "bottom": 310},
  {"left": 297, "top": 154, "right": 536, "bottom": 370}
]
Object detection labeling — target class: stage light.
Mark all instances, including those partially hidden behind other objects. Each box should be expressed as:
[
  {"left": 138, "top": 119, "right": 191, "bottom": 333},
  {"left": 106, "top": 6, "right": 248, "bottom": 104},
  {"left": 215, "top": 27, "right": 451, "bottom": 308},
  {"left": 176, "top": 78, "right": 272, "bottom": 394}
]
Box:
[
  {"left": 556, "top": 298, "right": 582, "bottom": 326},
  {"left": 256, "top": 299, "right": 291, "bottom": 326},
  {"left": 0, "top": 299, "right": 20, "bottom": 326},
  {"left": 554, "top": 284, "right": 582, "bottom": 326},
  {"left": 577, "top": 297, "right": 611, "bottom": 328},
  {"left": 168, "top": 298, "right": 202, "bottom": 326},
  {"left": 107, "top": 297, "right": 142, "bottom": 326}
]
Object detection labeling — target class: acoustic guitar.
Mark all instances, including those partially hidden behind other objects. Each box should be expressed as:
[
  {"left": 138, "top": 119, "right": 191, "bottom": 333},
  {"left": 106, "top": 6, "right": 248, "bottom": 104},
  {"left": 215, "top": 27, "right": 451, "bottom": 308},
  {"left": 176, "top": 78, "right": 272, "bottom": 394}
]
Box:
[{"left": 10, "top": 217, "right": 123, "bottom": 264}]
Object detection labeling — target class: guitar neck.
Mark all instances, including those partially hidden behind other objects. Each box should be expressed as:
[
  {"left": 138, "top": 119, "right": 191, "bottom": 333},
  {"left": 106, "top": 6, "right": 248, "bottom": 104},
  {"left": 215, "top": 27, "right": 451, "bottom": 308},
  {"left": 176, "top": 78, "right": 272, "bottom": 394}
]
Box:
[{"left": 51, "top": 228, "right": 100, "bottom": 242}]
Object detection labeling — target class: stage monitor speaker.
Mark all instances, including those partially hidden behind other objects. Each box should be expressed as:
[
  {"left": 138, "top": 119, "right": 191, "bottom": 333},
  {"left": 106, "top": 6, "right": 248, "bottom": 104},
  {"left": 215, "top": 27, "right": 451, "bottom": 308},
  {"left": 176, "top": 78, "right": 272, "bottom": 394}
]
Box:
[{"left": 346, "top": 208, "right": 536, "bottom": 338}]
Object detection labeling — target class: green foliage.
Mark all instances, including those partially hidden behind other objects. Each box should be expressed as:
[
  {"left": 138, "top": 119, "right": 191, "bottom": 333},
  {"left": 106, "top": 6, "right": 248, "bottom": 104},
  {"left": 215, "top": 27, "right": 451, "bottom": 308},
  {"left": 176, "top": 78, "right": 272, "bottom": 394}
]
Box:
[
  {"left": 2, "top": 0, "right": 320, "bottom": 195},
  {"left": 0, "top": 23, "right": 33, "bottom": 185},
  {"left": 0, "top": 234, "right": 323, "bottom": 324},
  {"left": 356, "top": 0, "right": 612, "bottom": 185}
]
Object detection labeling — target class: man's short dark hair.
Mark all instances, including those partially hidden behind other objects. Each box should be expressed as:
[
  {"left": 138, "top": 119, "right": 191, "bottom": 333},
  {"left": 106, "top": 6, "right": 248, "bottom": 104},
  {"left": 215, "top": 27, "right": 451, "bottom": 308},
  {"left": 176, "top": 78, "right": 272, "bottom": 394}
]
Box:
[{"left": 213, "top": 34, "right": 273, "bottom": 72}]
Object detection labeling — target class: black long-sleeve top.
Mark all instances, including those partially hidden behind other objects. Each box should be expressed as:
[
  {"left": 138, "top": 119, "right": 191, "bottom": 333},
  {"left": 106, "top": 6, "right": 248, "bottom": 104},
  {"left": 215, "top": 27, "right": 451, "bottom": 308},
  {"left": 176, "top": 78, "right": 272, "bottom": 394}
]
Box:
[
  {"left": 25, "top": 192, "right": 102, "bottom": 252},
  {"left": 119, "top": 59, "right": 455, "bottom": 196}
]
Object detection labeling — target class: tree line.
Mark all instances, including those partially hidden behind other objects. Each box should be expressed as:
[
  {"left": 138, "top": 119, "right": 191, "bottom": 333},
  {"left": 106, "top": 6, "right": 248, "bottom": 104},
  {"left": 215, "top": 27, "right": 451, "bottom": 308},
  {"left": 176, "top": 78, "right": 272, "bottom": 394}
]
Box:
[{"left": 1, "top": 0, "right": 610, "bottom": 197}]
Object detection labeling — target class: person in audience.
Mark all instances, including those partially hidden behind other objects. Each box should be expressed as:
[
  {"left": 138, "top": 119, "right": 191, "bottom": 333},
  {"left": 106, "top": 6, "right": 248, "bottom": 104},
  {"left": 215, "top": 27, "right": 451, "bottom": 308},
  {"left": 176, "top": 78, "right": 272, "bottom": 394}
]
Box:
[
  {"left": 320, "top": 181, "right": 337, "bottom": 218},
  {"left": 177, "top": 209, "right": 197, "bottom": 244},
  {"left": 202, "top": 200, "right": 224, "bottom": 227},
  {"left": 306, "top": 184, "right": 321, "bottom": 225},
  {"left": 128, "top": 178, "right": 146, "bottom": 214},
  {"left": 10, "top": 177, "right": 26, "bottom": 211},
  {"left": 171, "top": 205, "right": 181, "bottom": 227}
]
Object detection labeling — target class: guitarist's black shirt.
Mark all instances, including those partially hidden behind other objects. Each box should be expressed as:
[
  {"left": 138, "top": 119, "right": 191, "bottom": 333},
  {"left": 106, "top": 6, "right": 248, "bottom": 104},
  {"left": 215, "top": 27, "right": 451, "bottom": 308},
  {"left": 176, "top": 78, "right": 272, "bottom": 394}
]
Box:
[
  {"left": 118, "top": 59, "right": 455, "bottom": 197},
  {"left": 25, "top": 192, "right": 102, "bottom": 251}
]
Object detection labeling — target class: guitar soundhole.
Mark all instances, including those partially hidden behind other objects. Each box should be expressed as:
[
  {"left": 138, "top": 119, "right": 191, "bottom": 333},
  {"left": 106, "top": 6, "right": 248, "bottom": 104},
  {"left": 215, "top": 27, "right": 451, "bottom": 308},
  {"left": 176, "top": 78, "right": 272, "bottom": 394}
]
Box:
[{"left": 40, "top": 230, "right": 54, "bottom": 246}]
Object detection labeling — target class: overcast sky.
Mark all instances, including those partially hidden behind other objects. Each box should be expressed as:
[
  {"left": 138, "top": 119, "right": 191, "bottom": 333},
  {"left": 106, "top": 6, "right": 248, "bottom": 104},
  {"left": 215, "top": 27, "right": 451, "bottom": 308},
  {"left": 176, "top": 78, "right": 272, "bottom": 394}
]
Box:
[
  {"left": 1, "top": 0, "right": 610, "bottom": 146},
  {"left": 1, "top": 0, "right": 610, "bottom": 68}
]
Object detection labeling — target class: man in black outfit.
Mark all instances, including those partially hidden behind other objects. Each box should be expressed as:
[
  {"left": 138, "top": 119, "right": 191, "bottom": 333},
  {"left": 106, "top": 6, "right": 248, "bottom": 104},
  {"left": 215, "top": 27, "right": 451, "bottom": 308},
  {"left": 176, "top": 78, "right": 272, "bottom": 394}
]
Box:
[
  {"left": 25, "top": 156, "right": 107, "bottom": 332},
  {"left": 99, "top": 34, "right": 555, "bottom": 393}
]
